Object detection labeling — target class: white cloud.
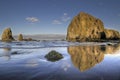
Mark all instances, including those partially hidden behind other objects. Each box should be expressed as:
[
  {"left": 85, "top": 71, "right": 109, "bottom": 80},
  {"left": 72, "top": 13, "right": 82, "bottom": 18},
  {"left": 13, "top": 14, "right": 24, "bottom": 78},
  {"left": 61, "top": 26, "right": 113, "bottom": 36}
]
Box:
[
  {"left": 52, "top": 20, "right": 62, "bottom": 24},
  {"left": 52, "top": 13, "right": 71, "bottom": 24},
  {"left": 26, "top": 17, "right": 39, "bottom": 23},
  {"left": 62, "top": 13, "right": 71, "bottom": 22},
  {"left": 62, "top": 16, "right": 70, "bottom": 22},
  {"left": 63, "top": 13, "right": 68, "bottom": 16}
]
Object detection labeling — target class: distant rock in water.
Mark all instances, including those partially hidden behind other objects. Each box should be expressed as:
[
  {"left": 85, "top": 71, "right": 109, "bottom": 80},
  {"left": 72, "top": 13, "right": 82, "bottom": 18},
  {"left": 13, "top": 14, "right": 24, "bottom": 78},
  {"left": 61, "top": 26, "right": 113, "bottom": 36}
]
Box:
[
  {"left": 18, "top": 34, "right": 36, "bottom": 41},
  {"left": 24, "top": 38, "right": 35, "bottom": 41},
  {"left": 1, "top": 28, "right": 14, "bottom": 41},
  {"left": 18, "top": 34, "right": 23, "bottom": 41},
  {"left": 66, "top": 12, "right": 120, "bottom": 42},
  {"left": 45, "top": 50, "right": 63, "bottom": 62}
]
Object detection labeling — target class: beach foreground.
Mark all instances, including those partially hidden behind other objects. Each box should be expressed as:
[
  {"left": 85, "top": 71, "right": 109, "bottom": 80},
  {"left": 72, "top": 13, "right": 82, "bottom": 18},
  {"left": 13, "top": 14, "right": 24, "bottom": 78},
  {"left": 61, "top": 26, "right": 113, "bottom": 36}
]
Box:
[{"left": 0, "top": 41, "right": 120, "bottom": 80}]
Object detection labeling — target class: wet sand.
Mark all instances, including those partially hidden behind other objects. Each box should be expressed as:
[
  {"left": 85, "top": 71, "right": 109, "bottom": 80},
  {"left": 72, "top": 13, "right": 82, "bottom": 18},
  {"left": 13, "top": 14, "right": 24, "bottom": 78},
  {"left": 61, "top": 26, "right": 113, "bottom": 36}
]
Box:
[{"left": 0, "top": 41, "right": 120, "bottom": 80}]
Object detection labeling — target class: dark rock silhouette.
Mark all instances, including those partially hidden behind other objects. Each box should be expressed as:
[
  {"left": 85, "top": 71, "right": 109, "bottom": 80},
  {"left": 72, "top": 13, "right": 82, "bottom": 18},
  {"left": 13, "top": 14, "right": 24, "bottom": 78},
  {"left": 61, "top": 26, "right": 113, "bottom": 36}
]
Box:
[
  {"left": 66, "top": 12, "right": 120, "bottom": 42},
  {"left": 45, "top": 50, "right": 63, "bottom": 62},
  {"left": 67, "top": 44, "right": 120, "bottom": 72},
  {"left": 23, "top": 38, "right": 36, "bottom": 41},
  {"left": 18, "top": 34, "right": 23, "bottom": 41},
  {"left": 1, "top": 28, "right": 14, "bottom": 41},
  {"left": 27, "top": 38, "right": 33, "bottom": 41}
]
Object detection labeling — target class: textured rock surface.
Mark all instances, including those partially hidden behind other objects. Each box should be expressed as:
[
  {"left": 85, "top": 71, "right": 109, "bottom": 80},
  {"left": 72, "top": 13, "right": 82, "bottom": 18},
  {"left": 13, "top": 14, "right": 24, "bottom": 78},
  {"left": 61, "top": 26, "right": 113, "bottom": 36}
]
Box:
[
  {"left": 45, "top": 50, "right": 63, "bottom": 62},
  {"left": 1, "top": 28, "right": 14, "bottom": 41},
  {"left": 18, "top": 34, "right": 23, "bottom": 41},
  {"left": 104, "top": 29, "right": 120, "bottom": 39},
  {"left": 67, "top": 44, "right": 120, "bottom": 72},
  {"left": 66, "top": 12, "right": 120, "bottom": 42}
]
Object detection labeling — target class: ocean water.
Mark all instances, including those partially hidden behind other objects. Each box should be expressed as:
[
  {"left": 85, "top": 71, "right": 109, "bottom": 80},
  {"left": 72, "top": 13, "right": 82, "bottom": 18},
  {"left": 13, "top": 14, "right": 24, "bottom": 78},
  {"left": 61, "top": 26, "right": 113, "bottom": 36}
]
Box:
[{"left": 0, "top": 41, "right": 120, "bottom": 80}]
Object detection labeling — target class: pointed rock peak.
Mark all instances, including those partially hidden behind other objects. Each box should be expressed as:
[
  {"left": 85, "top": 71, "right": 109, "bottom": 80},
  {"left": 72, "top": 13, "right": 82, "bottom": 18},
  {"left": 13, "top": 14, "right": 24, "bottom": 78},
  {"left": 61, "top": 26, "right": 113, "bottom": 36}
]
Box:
[
  {"left": 77, "top": 12, "right": 96, "bottom": 19},
  {"left": 1, "top": 27, "right": 14, "bottom": 41},
  {"left": 79, "top": 12, "right": 88, "bottom": 15},
  {"left": 6, "top": 27, "right": 11, "bottom": 30},
  {"left": 4, "top": 27, "right": 12, "bottom": 32}
]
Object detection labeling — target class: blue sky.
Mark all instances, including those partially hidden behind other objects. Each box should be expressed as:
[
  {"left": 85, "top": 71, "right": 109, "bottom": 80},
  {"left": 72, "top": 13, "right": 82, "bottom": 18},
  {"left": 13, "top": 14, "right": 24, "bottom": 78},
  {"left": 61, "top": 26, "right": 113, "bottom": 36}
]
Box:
[{"left": 0, "top": 0, "right": 120, "bottom": 35}]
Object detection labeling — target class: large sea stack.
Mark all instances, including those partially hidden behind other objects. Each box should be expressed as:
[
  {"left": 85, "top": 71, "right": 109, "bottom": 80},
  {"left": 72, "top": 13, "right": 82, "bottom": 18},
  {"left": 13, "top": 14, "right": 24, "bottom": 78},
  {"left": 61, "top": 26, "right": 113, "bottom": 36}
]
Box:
[
  {"left": 1, "top": 28, "right": 14, "bottom": 41},
  {"left": 66, "top": 12, "right": 120, "bottom": 42}
]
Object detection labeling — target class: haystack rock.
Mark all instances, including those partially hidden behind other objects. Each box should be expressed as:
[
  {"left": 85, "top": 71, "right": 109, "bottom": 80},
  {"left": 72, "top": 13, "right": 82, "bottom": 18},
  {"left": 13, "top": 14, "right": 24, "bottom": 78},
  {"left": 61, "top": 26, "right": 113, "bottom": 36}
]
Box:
[
  {"left": 1, "top": 28, "right": 14, "bottom": 41},
  {"left": 66, "top": 12, "right": 120, "bottom": 42}
]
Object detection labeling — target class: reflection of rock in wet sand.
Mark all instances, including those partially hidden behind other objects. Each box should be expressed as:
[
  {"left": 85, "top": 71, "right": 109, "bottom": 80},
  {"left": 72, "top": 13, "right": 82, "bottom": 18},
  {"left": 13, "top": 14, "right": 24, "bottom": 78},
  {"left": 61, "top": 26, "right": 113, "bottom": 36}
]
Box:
[
  {"left": 1, "top": 47, "right": 11, "bottom": 60},
  {"left": 68, "top": 44, "right": 120, "bottom": 72},
  {"left": 102, "top": 44, "right": 120, "bottom": 54}
]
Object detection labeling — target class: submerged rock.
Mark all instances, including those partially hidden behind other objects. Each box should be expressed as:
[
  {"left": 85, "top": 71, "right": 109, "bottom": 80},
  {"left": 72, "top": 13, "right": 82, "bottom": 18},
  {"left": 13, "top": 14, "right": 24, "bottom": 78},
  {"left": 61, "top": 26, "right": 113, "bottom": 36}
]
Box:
[
  {"left": 45, "top": 50, "right": 63, "bottom": 62},
  {"left": 18, "top": 34, "right": 23, "bottom": 41},
  {"left": 1, "top": 28, "right": 14, "bottom": 41},
  {"left": 66, "top": 12, "right": 120, "bottom": 42}
]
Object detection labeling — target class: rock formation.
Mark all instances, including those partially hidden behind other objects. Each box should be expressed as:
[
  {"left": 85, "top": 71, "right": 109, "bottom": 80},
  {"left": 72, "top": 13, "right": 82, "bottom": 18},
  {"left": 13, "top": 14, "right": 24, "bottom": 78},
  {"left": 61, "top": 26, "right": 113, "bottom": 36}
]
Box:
[
  {"left": 1, "top": 28, "right": 14, "bottom": 41},
  {"left": 45, "top": 50, "right": 63, "bottom": 62},
  {"left": 67, "top": 44, "right": 120, "bottom": 72},
  {"left": 18, "top": 34, "right": 36, "bottom": 41},
  {"left": 18, "top": 34, "right": 23, "bottom": 41},
  {"left": 104, "top": 29, "right": 120, "bottom": 40},
  {"left": 66, "top": 12, "right": 120, "bottom": 42},
  {"left": 24, "top": 38, "right": 34, "bottom": 41}
]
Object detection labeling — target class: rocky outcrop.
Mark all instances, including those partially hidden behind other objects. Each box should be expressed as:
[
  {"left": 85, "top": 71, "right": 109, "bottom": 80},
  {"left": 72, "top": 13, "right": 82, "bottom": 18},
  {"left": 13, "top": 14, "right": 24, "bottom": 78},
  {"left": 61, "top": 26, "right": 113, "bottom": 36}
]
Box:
[
  {"left": 18, "top": 34, "right": 36, "bottom": 41},
  {"left": 1, "top": 28, "right": 14, "bottom": 41},
  {"left": 45, "top": 50, "right": 63, "bottom": 62},
  {"left": 23, "top": 38, "right": 35, "bottom": 41},
  {"left": 67, "top": 44, "right": 120, "bottom": 72},
  {"left": 66, "top": 12, "right": 120, "bottom": 42},
  {"left": 104, "top": 29, "right": 120, "bottom": 40},
  {"left": 18, "top": 34, "right": 23, "bottom": 41}
]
